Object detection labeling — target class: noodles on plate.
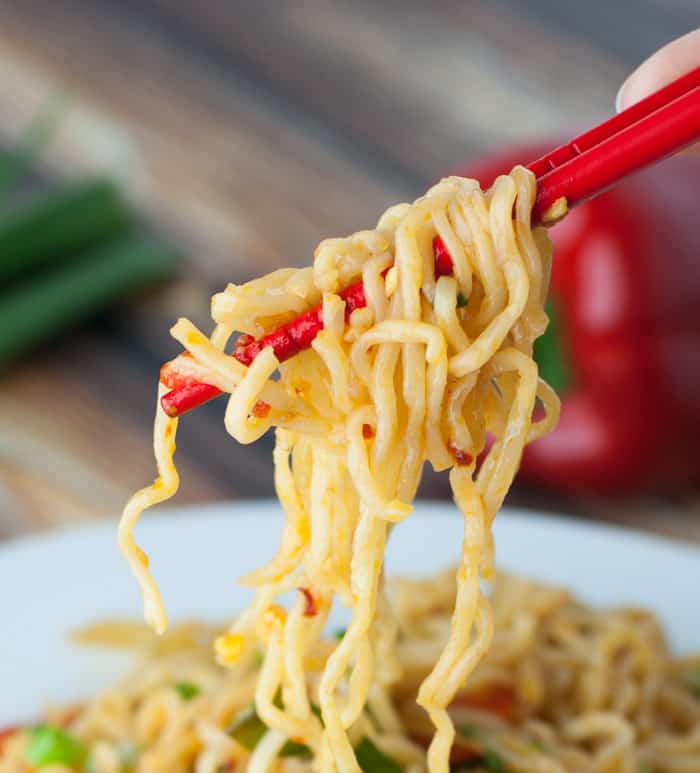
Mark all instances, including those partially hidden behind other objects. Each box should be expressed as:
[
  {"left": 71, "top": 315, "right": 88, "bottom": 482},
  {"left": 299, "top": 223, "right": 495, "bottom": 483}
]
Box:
[{"left": 2, "top": 573, "right": 700, "bottom": 772}]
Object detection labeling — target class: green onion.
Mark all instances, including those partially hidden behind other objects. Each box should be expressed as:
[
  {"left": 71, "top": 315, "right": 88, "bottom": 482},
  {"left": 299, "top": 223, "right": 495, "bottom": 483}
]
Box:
[
  {"left": 482, "top": 749, "right": 506, "bottom": 772},
  {"left": 253, "top": 649, "right": 265, "bottom": 668},
  {"left": 24, "top": 725, "right": 85, "bottom": 768},
  {"left": 334, "top": 627, "right": 347, "bottom": 640},
  {"left": 457, "top": 292, "right": 468, "bottom": 308},
  {"left": 0, "top": 231, "right": 178, "bottom": 369},
  {"left": 354, "top": 736, "right": 403, "bottom": 772},
  {"left": 228, "top": 706, "right": 266, "bottom": 751},
  {"left": 174, "top": 681, "right": 200, "bottom": 701},
  {"left": 533, "top": 297, "right": 571, "bottom": 393},
  {"left": 456, "top": 723, "right": 481, "bottom": 739},
  {"left": 280, "top": 740, "right": 313, "bottom": 758},
  {"left": 638, "top": 764, "right": 653, "bottom": 773},
  {"left": 228, "top": 701, "right": 321, "bottom": 759},
  {"left": 0, "top": 177, "right": 131, "bottom": 284}
]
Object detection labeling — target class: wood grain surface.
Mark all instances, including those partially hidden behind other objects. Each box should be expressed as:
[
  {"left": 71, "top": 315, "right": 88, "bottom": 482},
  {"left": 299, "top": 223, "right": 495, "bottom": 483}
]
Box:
[{"left": 0, "top": 0, "right": 699, "bottom": 542}]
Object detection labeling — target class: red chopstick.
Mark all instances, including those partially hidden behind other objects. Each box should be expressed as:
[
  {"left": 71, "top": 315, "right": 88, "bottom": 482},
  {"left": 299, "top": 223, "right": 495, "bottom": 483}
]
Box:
[
  {"left": 531, "top": 68, "right": 700, "bottom": 221},
  {"left": 527, "top": 64, "right": 700, "bottom": 180},
  {"left": 161, "top": 66, "right": 700, "bottom": 418}
]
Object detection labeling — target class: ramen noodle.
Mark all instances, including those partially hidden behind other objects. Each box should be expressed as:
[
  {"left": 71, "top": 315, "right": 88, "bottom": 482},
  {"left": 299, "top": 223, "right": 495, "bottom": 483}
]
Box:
[
  {"left": 2, "top": 572, "right": 700, "bottom": 772},
  {"left": 119, "top": 168, "right": 558, "bottom": 771}
]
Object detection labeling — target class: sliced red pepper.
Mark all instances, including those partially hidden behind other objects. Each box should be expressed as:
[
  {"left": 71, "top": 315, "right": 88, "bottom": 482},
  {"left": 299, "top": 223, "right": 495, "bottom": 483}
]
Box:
[
  {"left": 232, "top": 278, "right": 367, "bottom": 367},
  {"left": 450, "top": 684, "right": 516, "bottom": 722}
]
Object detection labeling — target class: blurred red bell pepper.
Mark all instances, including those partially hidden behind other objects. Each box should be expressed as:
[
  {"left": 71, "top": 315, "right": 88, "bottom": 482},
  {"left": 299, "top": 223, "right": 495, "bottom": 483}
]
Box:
[{"left": 461, "top": 145, "right": 700, "bottom": 495}]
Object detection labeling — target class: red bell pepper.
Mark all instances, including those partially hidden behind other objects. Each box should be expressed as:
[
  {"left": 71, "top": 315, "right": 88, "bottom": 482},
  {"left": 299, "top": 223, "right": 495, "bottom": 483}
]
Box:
[{"left": 462, "top": 146, "right": 700, "bottom": 494}]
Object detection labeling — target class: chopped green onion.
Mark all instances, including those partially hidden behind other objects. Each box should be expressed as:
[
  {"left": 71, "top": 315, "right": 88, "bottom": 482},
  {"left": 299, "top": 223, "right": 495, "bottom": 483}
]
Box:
[
  {"left": 533, "top": 297, "right": 571, "bottom": 393},
  {"left": 24, "top": 725, "right": 85, "bottom": 768},
  {"left": 354, "top": 736, "right": 403, "bottom": 772},
  {"left": 457, "top": 292, "right": 468, "bottom": 308},
  {"left": 174, "top": 681, "right": 200, "bottom": 701},
  {"left": 280, "top": 740, "right": 313, "bottom": 758},
  {"left": 229, "top": 699, "right": 322, "bottom": 759},
  {"left": 482, "top": 749, "right": 506, "bottom": 772},
  {"left": 456, "top": 723, "right": 481, "bottom": 739},
  {"left": 253, "top": 649, "right": 265, "bottom": 668},
  {"left": 334, "top": 627, "right": 347, "bottom": 640},
  {"left": 228, "top": 706, "right": 266, "bottom": 751},
  {"left": 638, "top": 764, "right": 653, "bottom": 773}
]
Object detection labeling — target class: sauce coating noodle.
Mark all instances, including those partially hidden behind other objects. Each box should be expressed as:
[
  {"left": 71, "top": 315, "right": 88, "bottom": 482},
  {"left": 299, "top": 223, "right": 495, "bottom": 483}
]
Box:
[{"left": 117, "top": 169, "right": 559, "bottom": 772}]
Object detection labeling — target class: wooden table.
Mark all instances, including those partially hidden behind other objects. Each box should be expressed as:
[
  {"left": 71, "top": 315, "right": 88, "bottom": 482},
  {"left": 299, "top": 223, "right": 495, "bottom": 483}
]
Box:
[{"left": 1, "top": 0, "right": 698, "bottom": 542}]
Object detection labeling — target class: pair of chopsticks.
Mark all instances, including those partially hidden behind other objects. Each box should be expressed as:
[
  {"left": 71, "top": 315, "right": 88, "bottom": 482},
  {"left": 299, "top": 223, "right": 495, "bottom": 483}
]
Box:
[
  {"left": 161, "top": 65, "right": 700, "bottom": 419},
  {"left": 531, "top": 63, "right": 700, "bottom": 222}
]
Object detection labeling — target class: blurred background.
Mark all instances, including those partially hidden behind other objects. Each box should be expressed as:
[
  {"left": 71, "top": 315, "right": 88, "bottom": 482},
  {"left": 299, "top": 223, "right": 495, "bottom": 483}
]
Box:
[{"left": 1, "top": 0, "right": 699, "bottom": 542}]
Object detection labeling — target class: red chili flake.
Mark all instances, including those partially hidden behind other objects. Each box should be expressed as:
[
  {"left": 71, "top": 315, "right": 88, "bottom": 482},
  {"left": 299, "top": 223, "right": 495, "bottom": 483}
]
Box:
[
  {"left": 433, "top": 235, "right": 453, "bottom": 277},
  {"left": 362, "top": 423, "right": 374, "bottom": 439},
  {"left": 298, "top": 588, "right": 317, "bottom": 617},
  {"left": 252, "top": 400, "right": 271, "bottom": 419},
  {"left": 448, "top": 442, "right": 473, "bottom": 466}
]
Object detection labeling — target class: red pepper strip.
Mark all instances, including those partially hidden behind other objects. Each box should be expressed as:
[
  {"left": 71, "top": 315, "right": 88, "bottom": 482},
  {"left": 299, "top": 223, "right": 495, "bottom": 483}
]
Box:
[
  {"left": 414, "top": 685, "right": 516, "bottom": 764},
  {"left": 233, "top": 277, "right": 367, "bottom": 367},
  {"left": 450, "top": 684, "right": 516, "bottom": 722},
  {"left": 161, "top": 240, "right": 453, "bottom": 417},
  {"left": 413, "top": 733, "right": 482, "bottom": 765},
  {"left": 160, "top": 277, "right": 368, "bottom": 417}
]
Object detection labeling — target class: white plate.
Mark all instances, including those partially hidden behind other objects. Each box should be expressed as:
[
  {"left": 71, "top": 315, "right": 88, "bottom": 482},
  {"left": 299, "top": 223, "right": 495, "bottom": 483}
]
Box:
[{"left": 2, "top": 501, "right": 699, "bottom": 725}]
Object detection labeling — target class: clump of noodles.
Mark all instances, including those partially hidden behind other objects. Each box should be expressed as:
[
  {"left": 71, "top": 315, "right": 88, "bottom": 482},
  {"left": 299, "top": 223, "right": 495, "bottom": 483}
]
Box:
[{"left": 117, "top": 167, "right": 560, "bottom": 771}]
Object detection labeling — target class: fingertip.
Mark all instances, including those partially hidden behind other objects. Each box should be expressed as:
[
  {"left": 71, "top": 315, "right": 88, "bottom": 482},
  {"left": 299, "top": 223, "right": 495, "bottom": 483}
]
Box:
[
  {"left": 615, "top": 27, "right": 700, "bottom": 113},
  {"left": 615, "top": 76, "right": 631, "bottom": 113}
]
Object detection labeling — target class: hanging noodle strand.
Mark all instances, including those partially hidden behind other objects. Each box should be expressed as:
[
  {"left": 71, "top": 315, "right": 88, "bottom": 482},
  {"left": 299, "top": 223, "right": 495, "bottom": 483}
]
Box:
[{"left": 117, "top": 168, "right": 559, "bottom": 771}]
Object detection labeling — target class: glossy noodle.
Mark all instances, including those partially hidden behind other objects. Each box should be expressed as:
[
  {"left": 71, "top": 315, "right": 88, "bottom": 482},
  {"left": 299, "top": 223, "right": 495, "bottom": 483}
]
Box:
[{"left": 119, "top": 168, "right": 559, "bottom": 771}]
